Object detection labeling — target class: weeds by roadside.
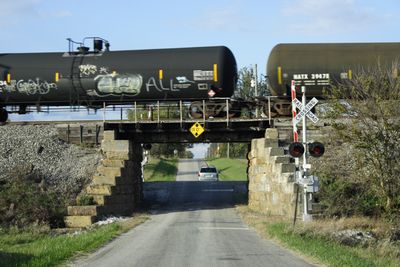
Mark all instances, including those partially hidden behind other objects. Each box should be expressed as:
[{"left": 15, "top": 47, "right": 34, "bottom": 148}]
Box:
[
  {"left": 237, "top": 206, "right": 400, "bottom": 267},
  {"left": 0, "top": 214, "right": 148, "bottom": 267}
]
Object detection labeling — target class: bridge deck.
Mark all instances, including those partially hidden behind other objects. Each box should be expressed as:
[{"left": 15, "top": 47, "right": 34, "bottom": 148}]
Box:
[
  {"left": 104, "top": 118, "right": 272, "bottom": 143},
  {"left": 8, "top": 117, "right": 286, "bottom": 144}
]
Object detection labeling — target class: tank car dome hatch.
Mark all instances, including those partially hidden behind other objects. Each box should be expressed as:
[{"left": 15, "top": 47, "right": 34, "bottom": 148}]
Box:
[
  {"left": 67, "top": 37, "right": 110, "bottom": 54},
  {"left": 93, "top": 39, "right": 103, "bottom": 52}
]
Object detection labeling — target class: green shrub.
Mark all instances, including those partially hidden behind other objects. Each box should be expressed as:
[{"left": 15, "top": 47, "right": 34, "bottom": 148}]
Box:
[
  {"left": 0, "top": 166, "right": 66, "bottom": 228},
  {"left": 76, "top": 194, "right": 95, "bottom": 206}
]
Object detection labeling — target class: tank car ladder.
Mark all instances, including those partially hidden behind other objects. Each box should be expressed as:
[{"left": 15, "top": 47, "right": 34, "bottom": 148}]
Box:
[{"left": 69, "top": 55, "right": 84, "bottom": 110}]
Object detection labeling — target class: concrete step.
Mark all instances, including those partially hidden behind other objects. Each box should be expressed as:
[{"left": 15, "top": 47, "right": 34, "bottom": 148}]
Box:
[
  {"left": 67, "top": 204, "right": 135, "bottom": 216},
  {"left": 101, "top": 140, "right": 131, "bottom": 160},
  {"left": 91, "top": 194, "right": 135, "bottom": 206},
  {"left": 95, "top": 165, "right": 138, "bottom": 179},
  {"left": 275, "top": 156, "right": 290, "bottom": 164},
  {"left": 86, "top": 184, "right": 113, "bottom": 195},
  {"left": 86, "top": 184, "right": 135, "bottom": 195},
  {"left": 279, "top": 163, "right": 295, "bottom": 174},
  {"left": 96, "top": 166, "right": 123, "bottom": 177},
  {"left": 101, "top": 159, "right": 128, "bottom": 168},
  {"left": 92, "top": 175, "right": 135, "bottom": 186},
  {"left": 64, "top": 215, "right": 97, "bottom": 228},
  {"left": 267, "top": 147, "right": 284, "bottom": 157},
  {"left": 67, "top": 205, "right": 100, "bottom": 216}
]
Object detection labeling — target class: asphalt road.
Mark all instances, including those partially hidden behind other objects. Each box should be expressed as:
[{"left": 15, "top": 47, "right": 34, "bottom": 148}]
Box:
[{"left": 70, "top": 159, "right": 316, "bottom": 267}]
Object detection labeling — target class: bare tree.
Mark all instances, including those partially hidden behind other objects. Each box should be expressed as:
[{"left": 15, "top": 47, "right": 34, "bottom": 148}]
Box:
[{"left": 324, "top": 62, "right": 400, "bottom": 217}]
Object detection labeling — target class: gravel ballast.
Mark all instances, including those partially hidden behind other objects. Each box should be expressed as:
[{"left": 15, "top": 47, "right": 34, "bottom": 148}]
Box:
[{"left": 0, "top": 125, "right": 101, "bottom": 200}]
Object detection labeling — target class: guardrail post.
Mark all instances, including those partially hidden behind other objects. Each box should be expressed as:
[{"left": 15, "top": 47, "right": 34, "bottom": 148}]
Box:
[
  {"left": 180, "top": 100, "right": 183, "bottom": 128},
  {"left": 67, "top": 124, "right": 70, "bottom": 143},
  {"left": 157, "top": 101, "right": 160, "bottom": 125},
  {"left": 268, "top": 96, "right": 271, "bottom": 124},
  {"left": 134, "top": 102, "right": 137, "bottom": 123},
  {"left": 103, "top": 102, "right": 106, "bottom": 122},
  {"left": 226, "top": 98, "right": 229, "bottom": 127},
  {"left": 203, "top": 100, "right": 206, "bottom": 124},
  {"left": 95, "top": 124, "right": 100, "bottom": 145},
  {"left": 80, "top": 125, "right": 83, "bottom": 144}
]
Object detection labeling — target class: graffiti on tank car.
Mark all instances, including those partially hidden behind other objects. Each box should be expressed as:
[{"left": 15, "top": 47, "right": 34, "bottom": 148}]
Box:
[
  {"left": 145, "top": 76, "right": 197, "bottom": 92},
  {"left": 79, "top": 64, "right": 98, "bottom": 76},
  {"left": 0, "top": 79, "right": 57, "bottom": 95},
  {"left": 0, "top": 80, "right": 17, "bottom": 93},
  {"left": 17, "top": 79, "right": 57, "bottom": 95},
  {"left": 176, "top": 76, "right": 194, "bottom": 84},
  {"left": 94, "top": 73, "right": 142, "bottom": 96},
  {"left": 99, "top": 67, "right": 109, "bottom": 74},
  {"left": 145, "top": 77, "right": 180, "bottom": 93},
  {"left": 79, "top": 65, "right": 111, "bottom": 77}
]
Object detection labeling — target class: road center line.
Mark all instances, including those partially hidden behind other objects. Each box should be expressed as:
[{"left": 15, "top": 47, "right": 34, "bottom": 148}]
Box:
[{"left": 198, "top": 227, "right": 250, "bottom": 230}]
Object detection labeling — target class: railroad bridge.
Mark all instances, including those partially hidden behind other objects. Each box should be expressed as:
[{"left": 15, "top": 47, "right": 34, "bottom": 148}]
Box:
[{"left": 48, "top": 117, "right": 324, "bottom": 228}]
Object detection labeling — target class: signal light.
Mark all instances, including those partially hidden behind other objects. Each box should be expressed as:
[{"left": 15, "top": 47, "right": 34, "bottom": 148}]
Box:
[
  {"left": 308, "top": 142, "right": 325, "bottom": 157},
  {"left": 143, "top": 143, "right": 152, "bottom": 150},
  {"left": 289, "top": 142, "right": 305, "bottom": 158}
]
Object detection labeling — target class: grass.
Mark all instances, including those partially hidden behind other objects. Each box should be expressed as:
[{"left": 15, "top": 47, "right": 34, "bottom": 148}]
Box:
[
  {"left": 237, "top": 207, "right": 400, "bottom": 267},
  {"left": 0, "top": 215, "right": 148, "bottom": 267},
  {"left": 143, "top": 158, "right": 178, "bottom": 182},
  {"left": 206, "top": 158, "right": 248, "bottom": 181}
]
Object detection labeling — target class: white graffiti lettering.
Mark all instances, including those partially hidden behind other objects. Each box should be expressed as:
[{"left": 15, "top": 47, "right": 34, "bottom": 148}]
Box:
[
  {"left": 79, "top": 64, "right": 97, "bottom": 76},
  {"left": 94, "top": 74, "right": 142, "bottom": 96},
  {"left": 0, "top": 79, "right": 57, "bottom": 95},
  {"left": 145, "top": 77, "right": 180, "bottom": 92},
  {"left": 176, "top": 76, "right": 194, "bottom": 83},
  {"left": 99, "top": 67, "right": 109, "bottom": 74}
]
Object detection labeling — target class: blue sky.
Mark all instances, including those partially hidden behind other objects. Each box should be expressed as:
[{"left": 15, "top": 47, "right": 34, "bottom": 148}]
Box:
[
  {"left": 2, "top": 0, "right": 399, "bottom": 157},
  {"left": 1, "top": 0, "right": 399, "bottom": 73}
]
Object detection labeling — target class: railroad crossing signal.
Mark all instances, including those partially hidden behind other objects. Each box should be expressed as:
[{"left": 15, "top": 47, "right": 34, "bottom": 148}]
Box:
[
  {"left": 288, "top": 142, "right": 305, "bottom": 158},
  {"left": 308, "top": 142, "right": 325, "bottom": 157},
  {"left": 293, "top": 97, "right": 319, "bottom": 124},
  {"left": 288, "top": 142, "right": 325, "bottom": 158},
  {"left": 190, "top": 122, "right": 204, "bottom": 138}
]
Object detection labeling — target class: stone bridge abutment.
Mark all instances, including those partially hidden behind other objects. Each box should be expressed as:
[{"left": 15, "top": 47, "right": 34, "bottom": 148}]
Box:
[
  {"left": 248, "top": 128, "right": 299, "bottom": 217},
  {"left": 65, "top": 131, "right": 143, "bottom": 228}
]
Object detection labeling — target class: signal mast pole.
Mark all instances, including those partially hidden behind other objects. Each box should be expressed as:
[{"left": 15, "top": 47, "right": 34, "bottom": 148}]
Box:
[
  {"left": 301, "top": 85, "right": 312, "bottom": 221},
  {"left": 290, "top": 81, "right": 324, "bottom": 223}
]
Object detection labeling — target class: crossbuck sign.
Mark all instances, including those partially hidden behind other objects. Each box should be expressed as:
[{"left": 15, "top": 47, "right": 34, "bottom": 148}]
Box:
[{"left": 293, "top": 97, "right": 319, "bottom": 124}]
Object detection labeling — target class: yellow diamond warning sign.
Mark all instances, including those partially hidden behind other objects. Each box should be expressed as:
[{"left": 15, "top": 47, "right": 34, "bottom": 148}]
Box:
[{"left": 190, "top": 122, "right": 204, "bottom": 138}]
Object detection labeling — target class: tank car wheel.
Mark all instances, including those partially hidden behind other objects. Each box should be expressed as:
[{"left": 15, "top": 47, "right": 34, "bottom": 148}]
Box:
[
  {"left": 0, "top": 108, "right": 8, "bottom": 124},
  {"left": 189, "top": 102, "right": 203, "bottom": 119},
  {"left": 263, "top": 104, "right": 278, "bottom": 118},
  {"left": 222, "top": 103, "right": 238, "bottom": 118}
]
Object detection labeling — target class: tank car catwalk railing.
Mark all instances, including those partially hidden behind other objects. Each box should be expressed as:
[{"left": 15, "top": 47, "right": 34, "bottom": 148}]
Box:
[{"left": 4, "top": 97, "right": 277, "bottom": 125}]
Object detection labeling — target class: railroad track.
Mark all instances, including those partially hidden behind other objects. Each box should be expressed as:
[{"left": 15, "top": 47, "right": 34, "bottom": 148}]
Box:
[{"left": 4, "top": 117, "right": 275, "bottom": 126}]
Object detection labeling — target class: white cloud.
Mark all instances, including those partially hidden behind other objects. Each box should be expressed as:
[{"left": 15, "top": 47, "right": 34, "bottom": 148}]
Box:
[
  {"left": 281, "top": 0, "right": 384, "bottom": 35},
  {"left": 1, "top": 0, "right": 41, "bottom": 24},
  {"left": 1, "top": 0, "right": 71, "bottom": 28}
]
